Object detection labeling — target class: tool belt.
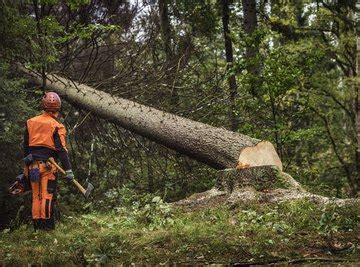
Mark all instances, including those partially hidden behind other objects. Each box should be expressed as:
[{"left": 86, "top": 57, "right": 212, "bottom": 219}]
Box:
[
  {"left": 10, "top": 154, "right": 57, "bottom": 195},
  {"left": 23, "top": 154, "right": 56, "bottom": 183}
]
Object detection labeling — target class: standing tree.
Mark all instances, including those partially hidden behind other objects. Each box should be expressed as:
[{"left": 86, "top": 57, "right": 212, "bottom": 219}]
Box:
[
  {"left": 241, "top": 0, "right": 259, "bottom": 96},
  {"left": 221, "top": 0, "right": 238, "bottom": 131},
  {"left": 159, "top": 0, "right": 173, "bottom": 64}
]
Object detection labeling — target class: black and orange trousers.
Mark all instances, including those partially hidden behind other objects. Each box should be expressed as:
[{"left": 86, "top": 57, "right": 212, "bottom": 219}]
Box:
[{"left": 26, "top": 161, "right": 58, "bottom": 230}]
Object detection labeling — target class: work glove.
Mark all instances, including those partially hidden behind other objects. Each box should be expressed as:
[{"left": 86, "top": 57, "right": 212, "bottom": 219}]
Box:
[{"left": 65, "top": 169, "right": 74, "bottom": 184}]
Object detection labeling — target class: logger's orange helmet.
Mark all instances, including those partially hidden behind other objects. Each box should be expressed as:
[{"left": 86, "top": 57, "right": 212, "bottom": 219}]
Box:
[{"left": 42, "top": 92, "right": 61, "bottom": 112}]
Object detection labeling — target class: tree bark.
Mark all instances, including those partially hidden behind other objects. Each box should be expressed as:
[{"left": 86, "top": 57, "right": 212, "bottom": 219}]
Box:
[
  {"left": 241, "top": 0, "right": 259, "bottom": 96},
  {"left": 221, "top": 0, "right": 238, "bottom": 131},
  {"left": 159, "top": 0, "right": 172, "bottom": 64},
  {"left": 19, "top": 65, "right": 282, "bottom": 170},
  {"left": 158, "top": 0, "right": 180, "bottom": 110},
  {"left": 217, "top": 167, "right": 303, "bottom": 192},
  {"left": 355, "top": 36, "right": 360, "bottom": 191}
]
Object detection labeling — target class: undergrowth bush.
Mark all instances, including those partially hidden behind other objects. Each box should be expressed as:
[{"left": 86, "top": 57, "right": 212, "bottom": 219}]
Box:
[{"left": 1, "top": 198, "right": 359, "bottom": 265}]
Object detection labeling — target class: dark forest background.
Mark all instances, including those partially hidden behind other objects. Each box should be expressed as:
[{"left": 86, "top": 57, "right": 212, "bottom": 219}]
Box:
[{"left": 0, "top": 0, "right": 359, "bottom": 229}]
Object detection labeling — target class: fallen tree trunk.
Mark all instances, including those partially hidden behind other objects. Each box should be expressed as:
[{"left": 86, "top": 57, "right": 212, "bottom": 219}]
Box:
[{"left": 19, "top": 66, "right": 282, "bottom": 170}]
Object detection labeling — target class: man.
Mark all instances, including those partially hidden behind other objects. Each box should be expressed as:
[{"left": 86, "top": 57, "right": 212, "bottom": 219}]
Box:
[{"left": 23, "top": 92, "right": 74, "bottom": 230}]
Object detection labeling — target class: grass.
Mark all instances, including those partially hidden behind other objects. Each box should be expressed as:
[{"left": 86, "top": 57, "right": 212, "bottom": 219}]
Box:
[{"left": 0, "top": 199, "right": 359, "bottom": 265}]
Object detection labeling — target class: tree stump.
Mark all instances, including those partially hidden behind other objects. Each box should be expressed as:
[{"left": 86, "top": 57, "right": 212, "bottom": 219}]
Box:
[
  {"left": 174, "top": 167, "right": 358, "bottom": 209},
  {"left": 216, "top": 166, "right": 304, "bottom": 192}
]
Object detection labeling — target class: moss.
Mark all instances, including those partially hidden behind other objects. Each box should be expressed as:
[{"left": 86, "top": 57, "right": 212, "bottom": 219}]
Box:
[
  {"left": 0, "top": 199, "right": 359, "bottom": 265},
  {"left": 217, "top": 167, "right": 301, "bottom": 192}
]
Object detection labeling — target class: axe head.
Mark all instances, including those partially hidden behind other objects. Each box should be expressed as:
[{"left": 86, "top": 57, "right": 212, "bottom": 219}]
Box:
[{"left": 84, "top": 182, "right": 94, "bottom": 198}]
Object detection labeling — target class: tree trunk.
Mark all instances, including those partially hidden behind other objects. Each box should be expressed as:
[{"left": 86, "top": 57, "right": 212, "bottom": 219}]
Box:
[
  {"left": 217, "top": 167, "right": 304, "bottom": 192},
  {"left": 355, "top": 36, "right": 360, "bottom": 191},
  {"left": 221, "top": 0, "right": 238, "bottom": 131},
  {"left": 19, "top": 65, "right": 282, "bottom": 170},
  {"left": 158, "top": 0, "right": 172, "bottom": 64},
  {"left": 158, "top": 0, "right": 179, "bottom": 110},
  {"left": 241, "top": 0, "right": 259, "bottom": 96}
]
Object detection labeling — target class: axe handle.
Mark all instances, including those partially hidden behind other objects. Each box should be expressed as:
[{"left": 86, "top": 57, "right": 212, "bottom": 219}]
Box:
[
  {"left": 48, "top": 157, "right": 86, "bottom": 195},
  {"left": 72, "top": 179, "right": 86, "bottom": 195}
]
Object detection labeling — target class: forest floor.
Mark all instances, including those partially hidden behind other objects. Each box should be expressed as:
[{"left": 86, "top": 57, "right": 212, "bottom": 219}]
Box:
[{"left": 0, "top": 198, "right": 359, "bottom": 265}]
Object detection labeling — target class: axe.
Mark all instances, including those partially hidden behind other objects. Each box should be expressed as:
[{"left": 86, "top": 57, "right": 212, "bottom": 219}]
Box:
[{"left": 48, "top": 157, "right": 94, "bottom": 198}]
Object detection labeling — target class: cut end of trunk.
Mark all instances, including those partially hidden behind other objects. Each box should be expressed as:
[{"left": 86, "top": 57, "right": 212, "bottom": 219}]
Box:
[{"left": 237, "top": 141, "right": 283, "bottom": 171}]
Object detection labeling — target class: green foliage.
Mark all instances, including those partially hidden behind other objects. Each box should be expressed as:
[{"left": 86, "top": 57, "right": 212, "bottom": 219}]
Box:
[
  {"left": 0, "top": 64, "right": 33, "bottom": 144},
  {"left": 96, "top": 188, "right": 174, "bottom": 230},
  {"left": 318, "top": 209, "right": 339, "bottom": 237},
  {"left": 173, "top": 0, "right": 218, "bottom": 38},
  {"left": 0, "top": 62, "right": 37, "bottom": 228},
  {"left": 66, "top": 0, "right": 91, "bottom": 11},
  {"left": 0, "top": 200, "right": 358, "bottom": 265},
  {"left": 136, "top": 196, "right": 174, "bottom": 229}
]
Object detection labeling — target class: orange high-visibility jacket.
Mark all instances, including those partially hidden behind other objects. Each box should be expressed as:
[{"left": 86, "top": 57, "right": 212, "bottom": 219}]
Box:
[{"left": 26, "top": 112, "right": 67, "bottom": 151}]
